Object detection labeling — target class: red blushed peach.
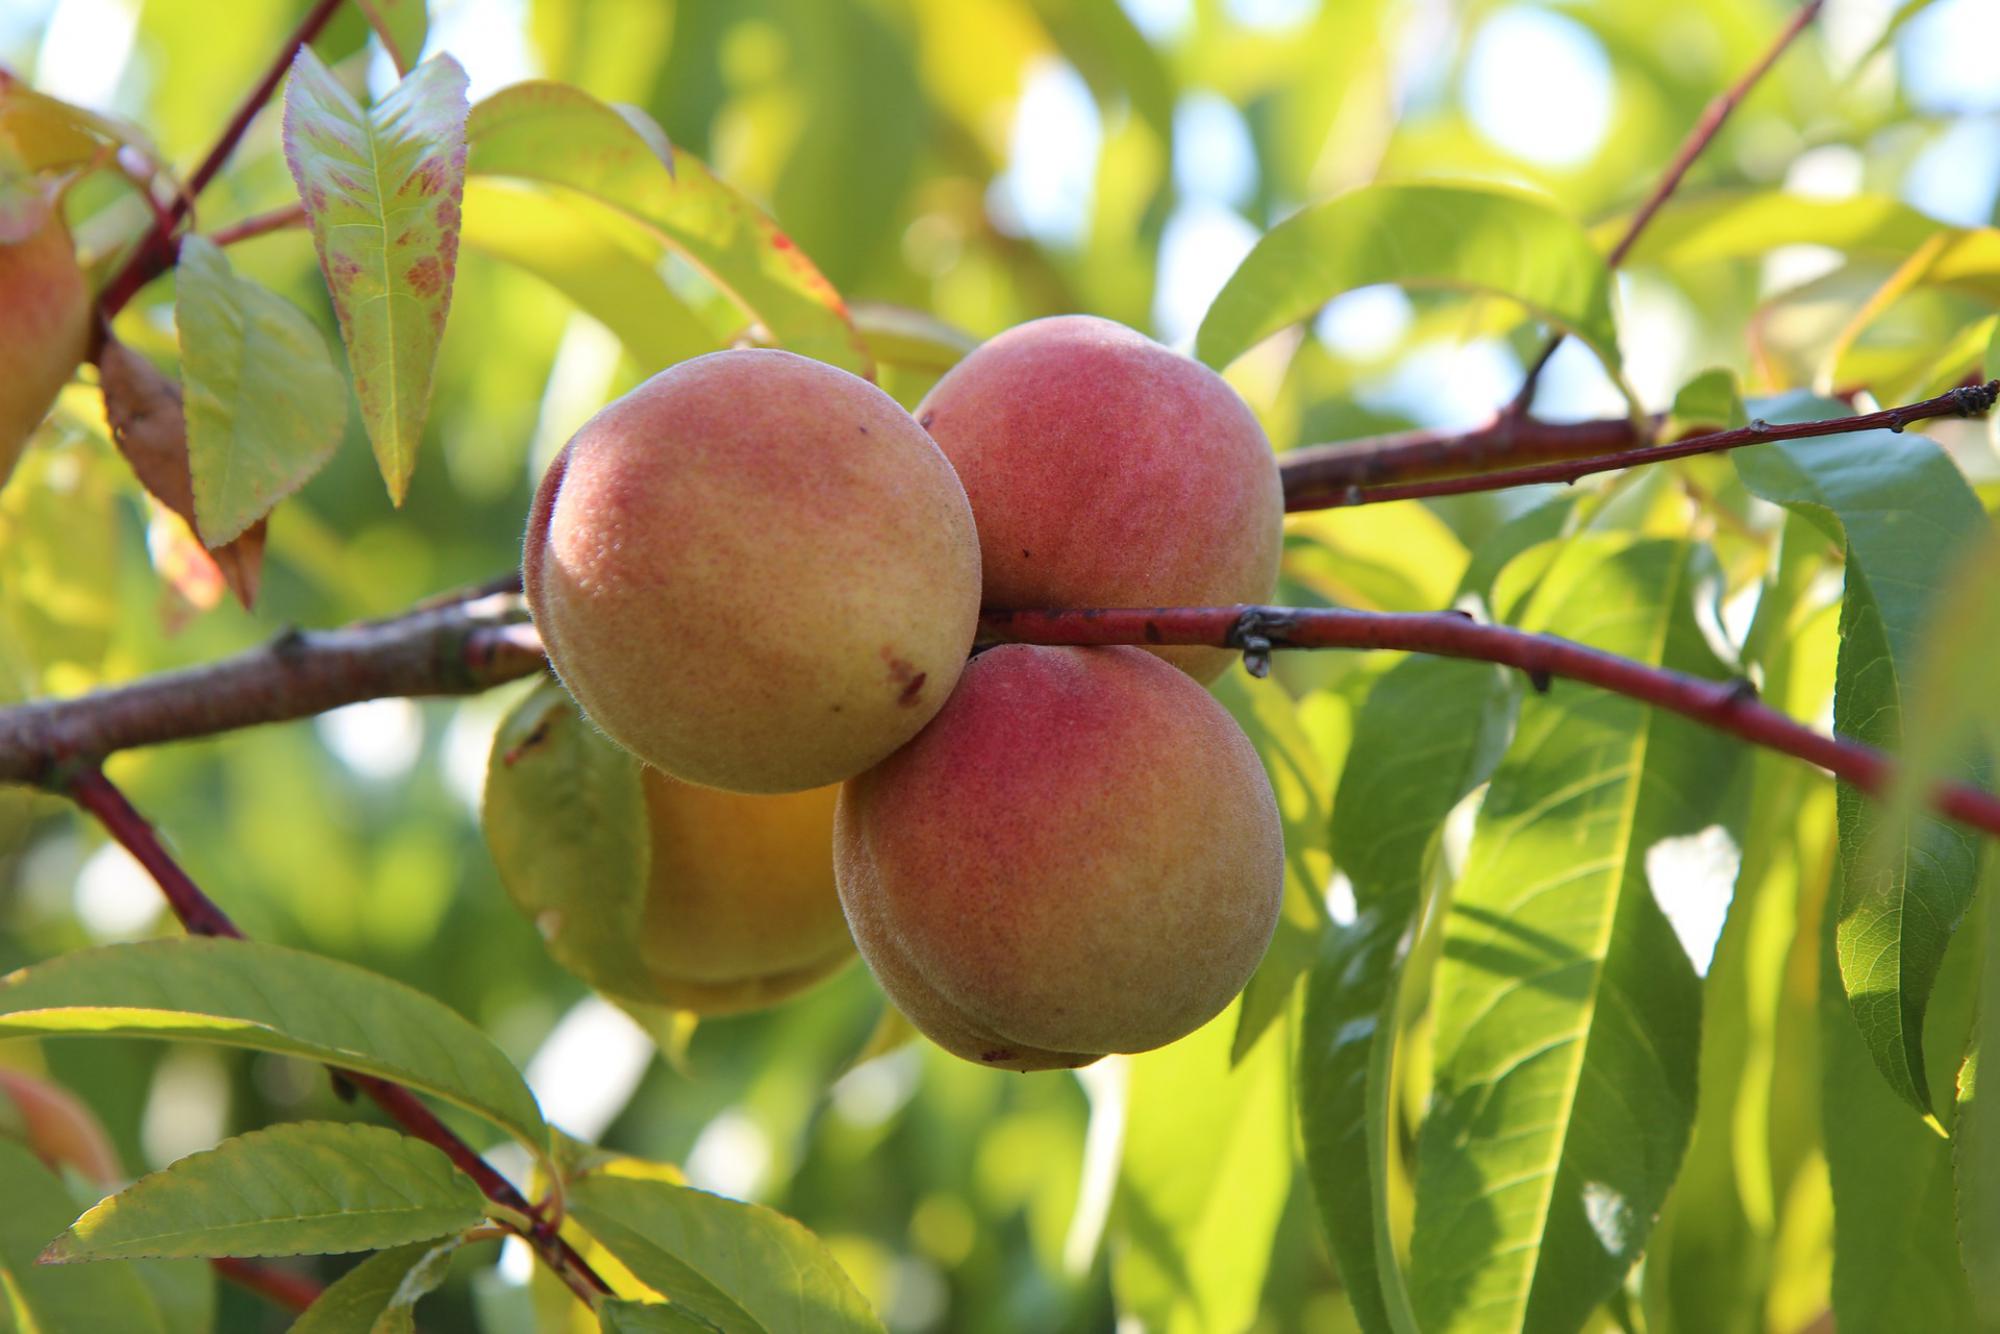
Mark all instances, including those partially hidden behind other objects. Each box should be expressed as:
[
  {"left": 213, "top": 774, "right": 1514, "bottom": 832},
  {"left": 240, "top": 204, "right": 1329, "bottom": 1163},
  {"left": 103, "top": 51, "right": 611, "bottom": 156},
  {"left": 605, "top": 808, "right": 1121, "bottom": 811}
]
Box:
[
  {"left": 0, "top": 214, "right": 90, "bottom": 485},
  {"left": 525, "top": 349, "right": 983, "bottom": 794},
  {"left": 0, "top": 1068, "right": 122, "bottom": 1185},
  {"left": 833, "top": 644, "right": 1284, "bottom": 1071},
  {"left": 914, "top": 316, "right": 1283, "bottom": 682}
]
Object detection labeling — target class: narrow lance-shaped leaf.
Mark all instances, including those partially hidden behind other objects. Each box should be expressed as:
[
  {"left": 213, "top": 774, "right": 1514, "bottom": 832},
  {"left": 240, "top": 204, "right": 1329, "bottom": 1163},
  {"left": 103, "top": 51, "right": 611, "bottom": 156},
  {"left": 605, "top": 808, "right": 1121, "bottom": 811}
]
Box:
[
  {"left": 1734, "top": 397, "right": 1990, "bottom": 1113},
  {"left": 0, "top": 938, "right": 548, "bottom": 1159},
  {"left": 1196, "top": 183, "right": 1626, "bottom": 395},
  {"left": 45, "top": 1123, "right": 487, "bottom": 1262},
  {"left": 175, "top": 235, "right": 347, "bottom": 546},
  {"left": 569, "top": 1173, "right": 884, "bottom": 1334},
  {"left": 285, "top": 47, "right": 469, "bottom": 506},
  {"left": 1407, "top": 536, "right": 1740, "bottom": 1332},
  {"left": 465, "top": 81, "right": 870, "bottom": 375},
  {"left": 287, "top": 1237, "right": 464, "bottom": 1334},
  {"left": 355, "top": 0, "right": 428, "bottom": 76},
  {"left": 0, "top": 1139, "right": 170, "bottom": 1332}
]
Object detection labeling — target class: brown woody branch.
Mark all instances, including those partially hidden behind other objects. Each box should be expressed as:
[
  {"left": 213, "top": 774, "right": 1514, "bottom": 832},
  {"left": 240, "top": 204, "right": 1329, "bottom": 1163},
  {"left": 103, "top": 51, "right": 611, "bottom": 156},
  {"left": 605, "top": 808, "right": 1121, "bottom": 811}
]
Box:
[
  {"left": 1508, "top": 0, "right": 1825, "bottom": 413},
  {"left": 1281, "top": 381, "right": 2000, "bottom": 510},
  {"left": 60, "top": 766, "right": 609, "bottom": 1304},
  {"left": 208, "top": 1257, "right": 323, "bottom": 1314}
]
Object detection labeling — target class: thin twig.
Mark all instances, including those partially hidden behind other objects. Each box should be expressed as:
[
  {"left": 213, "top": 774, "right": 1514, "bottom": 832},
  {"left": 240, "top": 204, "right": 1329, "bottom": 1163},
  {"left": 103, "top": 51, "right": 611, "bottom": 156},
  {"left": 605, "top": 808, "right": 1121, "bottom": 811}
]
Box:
[
  {"left": 208, "top": 1256, "right": 323, "bottom": 1314},
  {"left": 95, "top": 0, "right": 343, "bottom": 319},
  {"left": 58, "top": 766, "right": 608, "bottom": 1304},
  {"left": 977, "top": 604, "right": 2000, "bottom": 839},
  {"left": 1301, "top": 380, "right": 1998, "bottom": 510},
  {"left": 1507, "top": 0, "right": 1826, "bottom": 414},
  {"left": 209, "top": 201, "right": 309, "bottom": 249}
]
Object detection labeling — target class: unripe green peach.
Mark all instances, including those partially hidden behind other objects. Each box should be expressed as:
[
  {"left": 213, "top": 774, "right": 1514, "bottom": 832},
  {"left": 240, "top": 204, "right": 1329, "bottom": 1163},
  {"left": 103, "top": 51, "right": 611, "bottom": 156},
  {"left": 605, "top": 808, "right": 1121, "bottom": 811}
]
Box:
[
  {"left": 483, "top": 683, "right": 853, "bottom": 1016},
  {"left": 914, "top": 315, "right": 1282, "bottom": 682},
  {"left": 0, "top": 1067, "right": 121, "bottom": 1185},
  {"left": 0, "top": 214, "right": 89, "bottom": 485},
  {"left": 525, "top": 348, "right": 983, "bottom": 794},
  {"left": 634, "top": 772, "right": 854, "bottom": 1013},
  {"left": 834, "top": 644, "right": 1284, "bottom": 1071}
]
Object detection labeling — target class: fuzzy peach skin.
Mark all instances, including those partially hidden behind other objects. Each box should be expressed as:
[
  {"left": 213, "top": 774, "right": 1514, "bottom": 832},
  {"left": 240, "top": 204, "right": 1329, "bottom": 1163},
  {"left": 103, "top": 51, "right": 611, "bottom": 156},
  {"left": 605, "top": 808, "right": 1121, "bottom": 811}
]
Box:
[
  {"left": 526, "top": 348, "right": 983, "bottom": 793},
  {"left": 834, "top": 644, "right": 1284, "bottom": 1071},
  {"left": 0, "top": 1068, "right": 122, "bottom": 1185},
  {"left": 914, "top": 315, "right": 1283, "bottom": 682},
  {"left": 0, "top": 214, "right": 90, "bottom": 485},
  {"left": 637, "top": 773, "right": 855, "bottom": 1013}
]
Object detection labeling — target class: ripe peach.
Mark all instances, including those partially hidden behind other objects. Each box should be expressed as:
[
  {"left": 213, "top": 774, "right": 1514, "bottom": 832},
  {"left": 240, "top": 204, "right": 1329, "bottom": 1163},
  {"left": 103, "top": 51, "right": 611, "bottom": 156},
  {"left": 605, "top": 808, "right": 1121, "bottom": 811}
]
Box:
[
  {"left": 635, "top": 770, "right": 854, "bottom": 1013},
  {"left": 914, "top": 315, "right": 1282, "bottom": 681},
  {"left": 525, "top": 348, "right": 983, "bottom": 794},
  {"left": 0, "top": 214, "right": 90, "bottom": 485},
  {"left": 483, "top": 685, "right": 853, "bottom": 1015},
  {"left": 834, "top": 644, "right": 1284, "bottom": 1071},
  {"left": 0, "top": 1067, "right": 121, "bottom": 1185}
]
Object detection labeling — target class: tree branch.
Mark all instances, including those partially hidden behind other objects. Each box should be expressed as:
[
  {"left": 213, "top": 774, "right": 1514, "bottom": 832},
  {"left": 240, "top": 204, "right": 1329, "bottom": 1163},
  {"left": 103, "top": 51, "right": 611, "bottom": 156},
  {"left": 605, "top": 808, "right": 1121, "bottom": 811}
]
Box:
[
  {"left": 978, "top": 605, "right": 2000, "bottom": 839},
  {"left": 1285, "top": 381, "right": 1999, "bottom": 510},
  {"left": 1508, "top": 0, "right": 1825, "bottom": 414},
  {"left": 95, "top": 0, "right": 343, "bottom": 319},
  {"left": 58, "top": 765, "right": 609, "bottom": 1305},
  {"left": 208, "top": 1257, "right": 323, "bottom": 1314}
]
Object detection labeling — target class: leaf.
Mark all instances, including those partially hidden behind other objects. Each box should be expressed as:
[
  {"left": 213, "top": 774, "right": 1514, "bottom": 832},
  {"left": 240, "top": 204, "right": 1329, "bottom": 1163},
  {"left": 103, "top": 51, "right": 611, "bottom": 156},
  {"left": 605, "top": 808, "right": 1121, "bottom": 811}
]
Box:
[
  {"left": 1113, "top": 1006, "right": 1292, "bottom": 1334},
  {"left": 288, "top": 1238, "right": 463, "bottom": 1334},
  {"left": 284, "top": 48, "right": 469, "bottom": 506},
  {"left": 1196, "top": 183, "right": 1624, "bottom": 386},
  {"left": 465, "top": 82, "right": 869, "bottom": 375},
  {"left": 848, "top": 302, "right": 975, "bottom": 374},
  {"left": 354, "top": 0, "right": 428, "bottom": 75},
  {"left": 1666, "top": 367, "right": 1746, "bottom": 437},
  {"left": 482, "top": 683, "right": 659, "bottom": 1005},
  {"left": 127, "top": 1258, "right": 215, "bottom": 1334},
  {"left": 0, "top": 938, "right": 548, "bottom": 1159},
  {"left": 1297, "top": 500, "right": 1565, "bottom": 1333},
  {"left": 1211, "top": 669, "right": 1332, "bottom": 1063},
  {"left": 45, "top": 1123, "right": 485, "bottom": 1262},
  {"left": 0, "top": 1138, "right": 169, "bottom": 1333},
  {"left": 1609, "top": 191, "right": 1941, "bottom": 269},
  {"left": 568, "top": 1174, "right": 884, "bottom": 1334},
  {"left": 459, "top": 180, "right": 719, "bottom": 370},
  {"left": 600, "top": 1299, "right": 725, "bottom": 1333},
  {"left": 1406, "top": 537, "right": 1740, "bottom": 1332},
  {"left": 1734, "top": 398, "right": 1991, "bottom": 1113},
  {"left": 98, "top": 336, "right": 267, "bottom": 608},
  {"left": 174, "top": 235, "right": 347, "bottom": 546}
]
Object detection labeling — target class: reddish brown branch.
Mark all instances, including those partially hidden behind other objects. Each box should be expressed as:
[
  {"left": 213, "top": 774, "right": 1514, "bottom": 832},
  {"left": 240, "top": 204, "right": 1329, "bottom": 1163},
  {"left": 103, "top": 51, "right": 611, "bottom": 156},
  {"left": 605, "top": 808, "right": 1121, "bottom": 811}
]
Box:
[
  {"left": 209, "top": 201, "right": 309, "bottom": 249},
  {"left": 56, "top": 764, "right": 607, "bottom": 1304},
  {"left": 96, "top": 0, "right": 343, "bottom": 319},
  {"left": 209, "top": 1256, "right": 323, "bottom": 1314},
  {"left": 1292, "top": 381, "right": 1998, "bottom": 510},
  {"left": 1279, "top": 416, "right": 1651, "bottom": 510},
  {"left": 1509, "top": 0, "right": 1825, "bottom": 413},
  {"left": 978, "top": 605, "right": 2000, "bottom": 838}
]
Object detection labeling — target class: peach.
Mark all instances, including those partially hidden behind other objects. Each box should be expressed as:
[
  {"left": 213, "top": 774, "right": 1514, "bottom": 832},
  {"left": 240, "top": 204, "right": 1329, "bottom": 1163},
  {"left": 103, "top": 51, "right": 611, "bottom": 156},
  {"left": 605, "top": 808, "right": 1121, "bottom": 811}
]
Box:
[
  {"left": 525, "top": 348, "right": 983, "bottom": 793},
  {"left": 0, "top": 1067, "right": 121, "bottom": 1185},
  {"left": 914, "top": 315, "right": 1282, "bottom": 681},
  {"left": 0, "top": 214, "right": 90, "bottom": 485},
  {"left": 834, "top": 644, "right": 1283, "bottom": 1070},
  {"left": 484, "top": 685, "right": 853, "bottom": 1015}
]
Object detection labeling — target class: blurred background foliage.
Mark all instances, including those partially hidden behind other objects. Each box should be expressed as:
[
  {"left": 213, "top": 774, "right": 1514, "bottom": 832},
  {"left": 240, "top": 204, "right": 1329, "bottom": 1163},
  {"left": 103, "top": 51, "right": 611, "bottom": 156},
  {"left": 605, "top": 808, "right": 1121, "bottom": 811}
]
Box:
[{"left": 1, "top": 0, "right": 1997, "bottom": 1330}]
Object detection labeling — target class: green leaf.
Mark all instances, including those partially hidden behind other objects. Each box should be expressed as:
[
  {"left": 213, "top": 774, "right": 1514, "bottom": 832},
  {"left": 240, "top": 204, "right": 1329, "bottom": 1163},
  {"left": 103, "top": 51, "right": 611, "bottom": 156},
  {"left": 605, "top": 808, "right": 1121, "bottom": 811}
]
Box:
[
  {"left": 128, "top": 1259, "right": 215, "bottom": 1334},
  {"left": 465, "top": 82, "right": 869, "bottom": 375},
  {"left": 1609, "top": 191, "right": 1941, "bottom": 269},
  {"left": 1114, "top": 1007, "right": 1292, "bottom": 1334},
  {"left": 482, "top": 683, "right": 659, "bottom": 1005},
  {"left": 600, "top": 1299, "right": 725, "bottom": 1333},
  {"left": 284, "top": 47, "right": 469, "bottom": 506},
  {"left": 1196, "top": 183, "right": 1623, "bottom": 386},
  {"left": 1666, "top": 367, "right": 1746, "bottom": 437},
  {"left": 459, "top": 180, "right": 719, "bottom": 370},
  {"left": 288, "top": 1238, "right": 463, "bottom": 1334},
  {"left": 174, "top": 235, "right": 347, "bottom": 546},
  {"left": 0, "top": 1138, "right": 169, "bottom": 1333},
  {"left": 1407, "top": 536, "right": 1739, "bottom": 1332},
  {"left": 1734, "top": 399, "right": 1991, "bottom": 1113},
  {"left": 354, "top": 0, "right": 428, "bottom": 75},
  {"left": 44, "top": 1123, "right": 485, "bottom": 1262},
  {"left": 1211, "top": 669, "right": 1332, "bottom": 1063},
  {"left": 568, "top": 1174, "right": 883, "bottom": 1334},
  {"left": 0, "top": 938, "right": 548, "bottom": 1159}
]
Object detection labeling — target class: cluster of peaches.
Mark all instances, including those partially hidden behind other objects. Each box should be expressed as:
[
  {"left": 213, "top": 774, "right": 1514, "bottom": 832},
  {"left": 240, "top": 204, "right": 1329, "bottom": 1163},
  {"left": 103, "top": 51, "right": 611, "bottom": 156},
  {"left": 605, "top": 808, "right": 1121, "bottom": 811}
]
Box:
[{"left": 504, "top": 316, "right": 1290, "bottom": 1070}]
